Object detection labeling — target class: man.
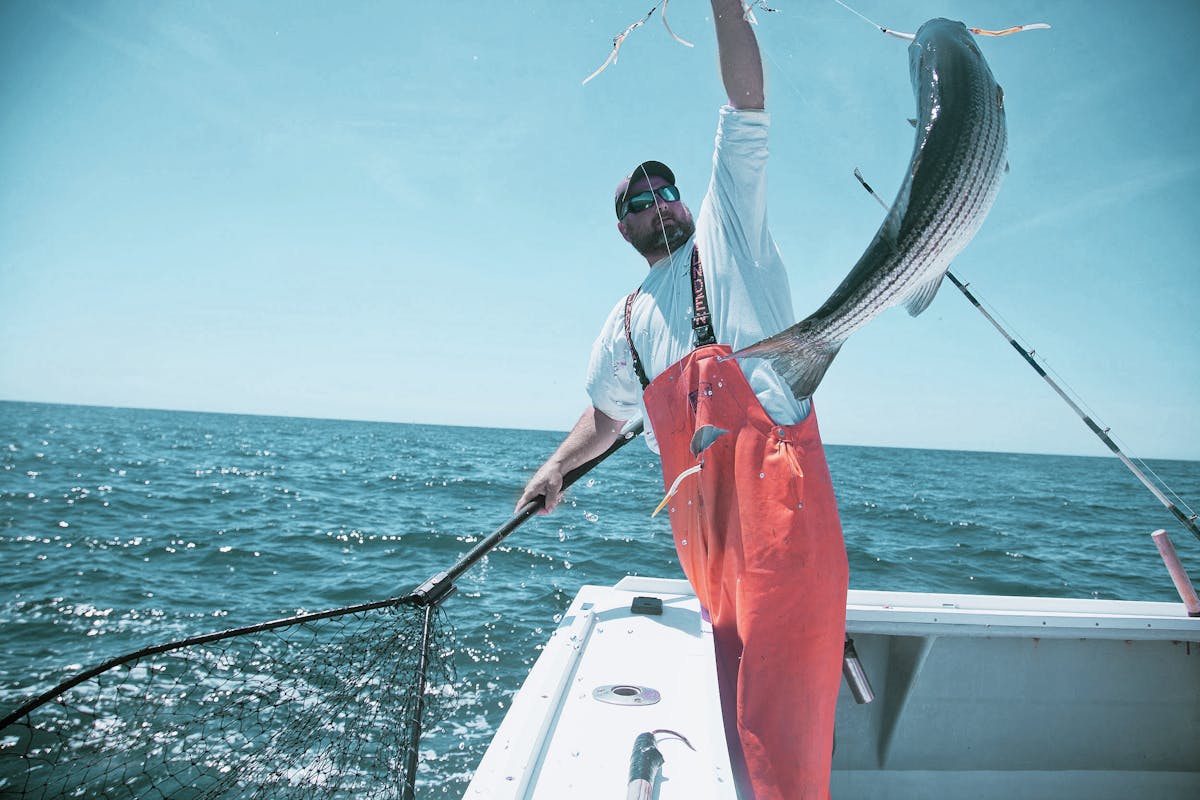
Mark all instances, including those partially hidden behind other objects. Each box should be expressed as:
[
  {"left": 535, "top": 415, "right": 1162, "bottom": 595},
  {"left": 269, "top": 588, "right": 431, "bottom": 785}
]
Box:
[{"left": 516, "top": 2, "right": 848, "bottom": 797}]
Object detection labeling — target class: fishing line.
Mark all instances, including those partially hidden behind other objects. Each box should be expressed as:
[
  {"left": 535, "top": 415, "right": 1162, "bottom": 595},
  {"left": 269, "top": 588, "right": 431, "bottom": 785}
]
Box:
[
  {"left": 742, "top": 1, "right": 779, "bottom": 22},
  {"left": 833, "top": 0, "right": 910, "bottom": 39},
  {"left": 834, "top": 0, "right": 1049, "bottom": 41}
]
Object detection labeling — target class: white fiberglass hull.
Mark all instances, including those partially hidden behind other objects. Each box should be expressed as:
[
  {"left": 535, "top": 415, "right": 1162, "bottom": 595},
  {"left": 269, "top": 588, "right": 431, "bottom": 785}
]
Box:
[{"left": 466, "top": 577, "right": 1200, "bottom": 799}]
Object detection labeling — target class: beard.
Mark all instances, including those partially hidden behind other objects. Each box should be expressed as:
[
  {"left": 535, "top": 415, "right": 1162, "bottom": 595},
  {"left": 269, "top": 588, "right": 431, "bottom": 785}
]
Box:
[{"left": 629, "top": 211, "right": 696, "bottom": 257}]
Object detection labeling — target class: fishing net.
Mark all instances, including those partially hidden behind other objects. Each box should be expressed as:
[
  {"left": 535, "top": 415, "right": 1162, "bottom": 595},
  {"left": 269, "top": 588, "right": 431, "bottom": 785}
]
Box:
[
  {"left": 0, "top": 424, "right": 642, "bottom": 799},
  {"left": 0, "top": 597, "right": 454, "bottom": 799}
]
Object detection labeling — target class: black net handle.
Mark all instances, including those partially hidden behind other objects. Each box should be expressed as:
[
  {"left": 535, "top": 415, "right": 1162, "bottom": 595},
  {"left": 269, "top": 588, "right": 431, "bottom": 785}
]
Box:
[{"left": 408, "top": 421, "right": 645, "bottom": 606}]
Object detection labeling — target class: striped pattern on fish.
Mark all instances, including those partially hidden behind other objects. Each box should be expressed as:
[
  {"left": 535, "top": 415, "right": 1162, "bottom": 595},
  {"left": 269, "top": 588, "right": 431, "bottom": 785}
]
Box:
[{"left": 730, "top": 18, "right": 1008, "bottom": 400}]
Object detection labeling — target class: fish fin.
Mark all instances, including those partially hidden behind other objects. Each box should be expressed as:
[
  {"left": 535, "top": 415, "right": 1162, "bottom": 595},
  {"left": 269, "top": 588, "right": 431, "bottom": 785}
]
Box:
[
  {"left": 727, "top": 322, "right": 843, "bottom": 401},
  {"left": 881, "top": 147, "right": 919, "bottom": 247},
  {"left": 907, "top": 118, "right": 918, "bottom": 128},
  {"left": 882, "top": 193, "right": 906, "bottom": 249},
  {"left": 689, "top": 425, "right": 728, "bottom": 457},
  {"left": 902, "top": 271, "right": 946, "bottom": 316}
]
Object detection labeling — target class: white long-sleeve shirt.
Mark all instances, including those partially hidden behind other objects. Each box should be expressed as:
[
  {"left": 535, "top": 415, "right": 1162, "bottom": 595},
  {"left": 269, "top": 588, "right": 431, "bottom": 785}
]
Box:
[{"left": 586, "top": 106, "right": 810, "bottom": 452}]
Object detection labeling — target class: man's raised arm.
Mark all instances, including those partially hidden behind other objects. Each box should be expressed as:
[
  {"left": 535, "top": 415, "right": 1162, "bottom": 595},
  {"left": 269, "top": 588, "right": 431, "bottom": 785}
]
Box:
[{"left": 711, "top": 0, "right": 765, "bottom": 110}]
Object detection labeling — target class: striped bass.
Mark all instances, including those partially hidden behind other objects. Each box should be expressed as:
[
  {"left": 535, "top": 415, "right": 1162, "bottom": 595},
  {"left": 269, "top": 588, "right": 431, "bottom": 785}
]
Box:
[{"left": 730, "top": 18, "right": 1008, "bottom": 400}]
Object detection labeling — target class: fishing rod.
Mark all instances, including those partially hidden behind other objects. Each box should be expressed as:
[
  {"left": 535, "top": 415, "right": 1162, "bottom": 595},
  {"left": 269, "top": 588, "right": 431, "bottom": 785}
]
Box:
[{"left": 853, "top": 168, "right": 1200, "bottom": 544}]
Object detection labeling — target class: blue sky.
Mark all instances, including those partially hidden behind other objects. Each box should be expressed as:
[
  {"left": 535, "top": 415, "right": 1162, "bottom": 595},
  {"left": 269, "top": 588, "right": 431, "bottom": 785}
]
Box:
[{"left": 1, "top": 0, "right": 1197, "bottom": 460}]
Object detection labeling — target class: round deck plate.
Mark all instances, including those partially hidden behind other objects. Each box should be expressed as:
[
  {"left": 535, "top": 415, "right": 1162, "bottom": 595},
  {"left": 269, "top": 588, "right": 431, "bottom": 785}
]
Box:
[{"left": 592, "top": 684, "right": 661, "bottom": 706}]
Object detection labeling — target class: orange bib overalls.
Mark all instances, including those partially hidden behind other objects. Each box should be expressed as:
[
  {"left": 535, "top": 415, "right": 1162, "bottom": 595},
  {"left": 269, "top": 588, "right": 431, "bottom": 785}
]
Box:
[{"left": 628, "top": 248, "right": 848, "bottom": 799}]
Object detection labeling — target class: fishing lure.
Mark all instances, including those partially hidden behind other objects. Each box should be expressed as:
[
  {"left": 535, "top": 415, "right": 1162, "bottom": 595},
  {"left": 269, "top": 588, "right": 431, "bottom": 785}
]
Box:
[
  {"left": 582, "top": 2, "right": 690, "bottom": 86},
  {"left": 583, "top": 1, "right": 777, "bottom": 85},
  {"left": 834, "top": 0, "right": 1049, "bottom": 40}
]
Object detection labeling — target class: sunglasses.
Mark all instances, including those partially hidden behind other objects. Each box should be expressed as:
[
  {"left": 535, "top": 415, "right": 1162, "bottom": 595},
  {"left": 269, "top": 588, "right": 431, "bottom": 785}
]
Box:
[{"left": 620, "top": 184, "right": 681, "bottom": 219}]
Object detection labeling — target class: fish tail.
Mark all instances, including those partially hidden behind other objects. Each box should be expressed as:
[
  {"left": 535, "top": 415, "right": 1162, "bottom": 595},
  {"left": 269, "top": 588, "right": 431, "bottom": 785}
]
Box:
[{"left": 727, "top": 324, "right": 843, "bottom": 401}]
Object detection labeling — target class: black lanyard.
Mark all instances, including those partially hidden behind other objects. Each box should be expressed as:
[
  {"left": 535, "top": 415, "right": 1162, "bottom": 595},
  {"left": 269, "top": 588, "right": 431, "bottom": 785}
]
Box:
[{"left": 623, "top": 245, "right": 716, "bottom": 390}]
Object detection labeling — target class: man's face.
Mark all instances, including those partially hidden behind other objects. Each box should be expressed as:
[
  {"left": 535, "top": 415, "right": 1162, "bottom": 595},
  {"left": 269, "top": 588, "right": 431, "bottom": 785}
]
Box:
[{"left": 617, "top": 175, "right": 695, "bottom": 258}]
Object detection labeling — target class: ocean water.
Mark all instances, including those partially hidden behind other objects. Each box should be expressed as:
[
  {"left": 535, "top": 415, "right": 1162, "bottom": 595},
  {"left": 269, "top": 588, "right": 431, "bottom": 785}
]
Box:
[{"left": 2, "top": 400, "right": 1198, "bottom": 795}]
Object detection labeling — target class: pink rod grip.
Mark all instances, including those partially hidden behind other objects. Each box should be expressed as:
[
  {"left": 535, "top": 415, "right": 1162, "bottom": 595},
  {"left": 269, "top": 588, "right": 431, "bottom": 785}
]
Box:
[{"left": 1151, "top": 529, "right": 1200, "bottom": 617}]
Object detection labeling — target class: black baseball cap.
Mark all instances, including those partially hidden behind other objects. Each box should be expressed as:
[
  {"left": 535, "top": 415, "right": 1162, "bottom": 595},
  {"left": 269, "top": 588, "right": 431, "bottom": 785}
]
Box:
[{"left": 614, "top": 160, "right": 676, "bottom": 219}]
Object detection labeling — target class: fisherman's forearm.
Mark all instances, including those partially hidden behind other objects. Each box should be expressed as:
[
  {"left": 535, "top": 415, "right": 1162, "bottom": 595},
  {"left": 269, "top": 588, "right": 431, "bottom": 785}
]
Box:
[
  {"left": 711, "top": 0, "right": 765, "bottom": 109},
  {"left": 546, "top": 406, "right": 624, "bottom": 474},
  {"left": 516, "top": 406, "right": 624, "bottom": 513}
]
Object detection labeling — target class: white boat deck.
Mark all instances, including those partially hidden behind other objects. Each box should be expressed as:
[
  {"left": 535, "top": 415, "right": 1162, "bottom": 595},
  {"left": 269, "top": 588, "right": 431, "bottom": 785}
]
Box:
[
  {"left": 467, "top": 577, "right": 1200, "bottom": 799},
  {"left": 466, "top": 578, "right": 736, "bottom": 799}
]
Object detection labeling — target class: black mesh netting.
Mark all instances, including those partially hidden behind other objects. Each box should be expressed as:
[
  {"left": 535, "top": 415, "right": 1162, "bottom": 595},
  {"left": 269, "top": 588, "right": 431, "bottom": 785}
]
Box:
[{"left": 0, "top": 599, "right": 455, "bottom": 799}]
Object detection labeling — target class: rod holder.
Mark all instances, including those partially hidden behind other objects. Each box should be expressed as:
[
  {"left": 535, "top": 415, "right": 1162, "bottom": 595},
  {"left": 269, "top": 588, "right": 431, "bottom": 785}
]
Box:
[
  {"left": 1151, "top": 530, "right": 1200, "bottom": 616},
  {"left": 626, "top": 731, "right": 665, "bottom": 800},
  {"left": 842, "top": 637, "right": 875, "bottom": 704}
]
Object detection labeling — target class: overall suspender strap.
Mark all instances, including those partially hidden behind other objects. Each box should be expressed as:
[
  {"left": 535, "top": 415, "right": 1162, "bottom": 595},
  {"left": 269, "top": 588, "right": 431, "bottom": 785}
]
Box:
[
  {"left": 689, "top": 245, "right": 717, "bottom": 347},
  {"left": 623, "top": 245, "right": 715, "bottom": 391},
  {"left": 624, "top": 289, "right": 651, "bottom": 390}
]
